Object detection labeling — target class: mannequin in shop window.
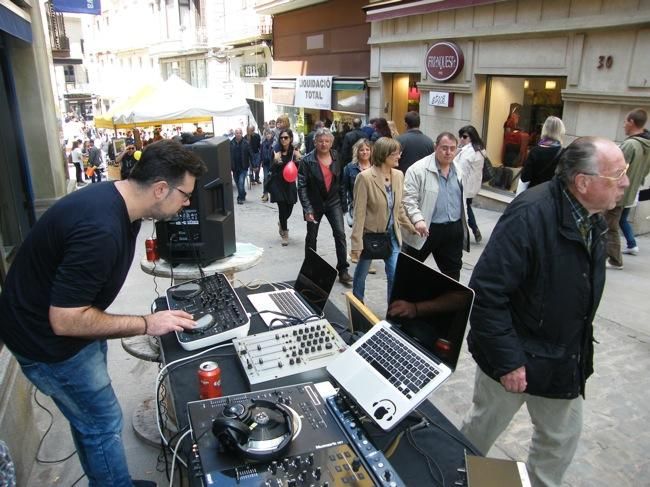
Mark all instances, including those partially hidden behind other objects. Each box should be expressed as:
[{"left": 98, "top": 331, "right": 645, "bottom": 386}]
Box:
[{"left": 501, "top": 105, "right": 529, "bottom": 167}]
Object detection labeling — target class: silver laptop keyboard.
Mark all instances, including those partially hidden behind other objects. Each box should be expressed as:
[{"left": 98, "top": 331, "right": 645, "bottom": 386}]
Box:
[
  {"left": 269, "top": 291, "right": 313, "bottom": 319},
  {"left": 357, "top": 328, "right": 439, "bottom": 399}
]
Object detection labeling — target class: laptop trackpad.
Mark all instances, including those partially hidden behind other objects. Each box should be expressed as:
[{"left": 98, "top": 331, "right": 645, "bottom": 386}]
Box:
[{"left": 329, "top": 360, "right": 410, "bottom": 430}]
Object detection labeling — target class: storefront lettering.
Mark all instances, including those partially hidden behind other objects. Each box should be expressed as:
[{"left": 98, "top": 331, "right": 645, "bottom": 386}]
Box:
[
  {"left": 428, "top": 91, "right": 454, "bottom": 108},
  {"left": 294, "top": 76, "right": 333, "bottom": 110},
  {"left": 427, "top": 56, "right": 457, "bottom": 70},
  {"left": 304, "top": 90, "right": 324, "bottom": 100},
  {"left": 425, "top": 41, "right": 464, "bottom": 82},
  {"left": 298, "top": 78, "right": 332, "bottom": 89}
]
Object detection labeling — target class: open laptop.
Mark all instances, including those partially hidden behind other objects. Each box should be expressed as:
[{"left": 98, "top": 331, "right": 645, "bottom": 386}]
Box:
[
  {"left": 248, "top": 248, "right": 338, "bottom": 328},
  {"left": 327, "top": 252, "right": 474, "bottom": 430}
]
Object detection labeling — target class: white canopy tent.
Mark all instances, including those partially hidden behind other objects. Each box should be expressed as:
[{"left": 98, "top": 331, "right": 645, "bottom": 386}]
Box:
[{"left": 111, "top": 75, "right": 255, "bottom": 130}]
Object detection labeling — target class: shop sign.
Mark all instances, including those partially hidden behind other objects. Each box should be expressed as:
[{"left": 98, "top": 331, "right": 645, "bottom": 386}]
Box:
[
  {"left": 240, "top": 64, "right": 267, "bottom": 78},
  {"left": 294, "top": 76, "right": 333, "bottom": 110},
  {"left": 425, "top": 41, "right": 464, "bottom": 82},
  {"left": 428, "top": 91, "right": 454, "bottom": 108}
]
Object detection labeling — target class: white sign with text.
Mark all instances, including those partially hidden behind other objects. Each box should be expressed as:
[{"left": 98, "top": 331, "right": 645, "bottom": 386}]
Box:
[
  {"left": 428, "top": 91, "right": 454, "bottom": 108},
  {"left": 294, "top": 76, "right": 333, "bottom": 110}
]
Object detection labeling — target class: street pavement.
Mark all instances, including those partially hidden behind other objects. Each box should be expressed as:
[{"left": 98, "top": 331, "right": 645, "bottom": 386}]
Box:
[{"left": 28, "top": 180, "right": 650, "bottom": 486}]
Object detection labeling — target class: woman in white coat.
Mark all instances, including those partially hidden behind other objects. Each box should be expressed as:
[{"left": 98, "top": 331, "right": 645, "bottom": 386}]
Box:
[{"left": 454, "top": 125, "right": 485, "bottom": 243}]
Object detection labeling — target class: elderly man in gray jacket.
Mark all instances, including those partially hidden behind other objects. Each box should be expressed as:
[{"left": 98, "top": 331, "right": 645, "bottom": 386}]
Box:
[{"left": 402, "top": 131, "right": 469, "bottom": 281}]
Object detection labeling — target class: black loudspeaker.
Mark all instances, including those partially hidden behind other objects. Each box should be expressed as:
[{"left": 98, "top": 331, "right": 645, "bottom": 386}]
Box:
[{"left": 156, "top": 136, "right": 236, "bottom": 265}]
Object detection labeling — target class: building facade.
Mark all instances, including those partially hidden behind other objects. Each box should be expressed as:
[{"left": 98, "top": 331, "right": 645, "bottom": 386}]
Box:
[
  {"left": 83, "top": 0, "right": 272, "bottom": 133},
  {"left": 257, "top": 0, "right": 371, "bottom": 136},
  {"left": 364, "top": 0, "right": 650, "bottom": 229}
]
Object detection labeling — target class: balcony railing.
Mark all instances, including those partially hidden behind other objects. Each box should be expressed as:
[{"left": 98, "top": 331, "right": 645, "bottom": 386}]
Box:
[{"left": 45, "top": 2, "right": 70, "bottom": 58}]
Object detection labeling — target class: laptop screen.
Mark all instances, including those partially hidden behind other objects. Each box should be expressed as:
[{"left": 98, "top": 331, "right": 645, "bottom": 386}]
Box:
[
  {"left": 388, "top": 253, "right": 474, "bottom": 370},
  {"left": 294, "top": 249, "right": 338, "bottom": 314}
]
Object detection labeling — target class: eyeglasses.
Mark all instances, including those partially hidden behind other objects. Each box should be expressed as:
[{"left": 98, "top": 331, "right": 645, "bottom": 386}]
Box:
[
  {"left": 280, "top": 136, "right": 290, "bottom": 140},
  {"left": 583, "top": 163, "right": 629, "bottom": 182},
  {"left": 460, "top": 134, "right": 470, "bottom": 139},
  {"left": 174, "top": 187, "right": 193, "bottom": 202}
]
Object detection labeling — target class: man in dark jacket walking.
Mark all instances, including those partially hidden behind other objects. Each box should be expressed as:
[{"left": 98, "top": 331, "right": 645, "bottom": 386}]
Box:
[
  {"left": 297, "top": 127, "right": 352, "bottom": 284},
  {"left": 461, "top": 137, "right": 628, "bottom": 487},
  {"left": 87, "top": 139, "right": 103, "bottom": 183},
  {"left": 340, "top": 118, "right": 367, "bottom": 165},
  {"left": 396, "top": 111, "right": 434, "bottom": 173},
  {"left": 230, "top": 128, "right": 251, "bottom": 204}
]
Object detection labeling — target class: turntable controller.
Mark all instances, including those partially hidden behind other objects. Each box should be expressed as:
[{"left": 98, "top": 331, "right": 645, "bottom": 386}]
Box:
[
  {"left": 166, "top": 273, "right": 250, "bottom": 351},
  {"left": 232, "top": 320, "right": 348, "bottom": 390},
  {"left": 187, "top": 382, "right": 405, "bottom": 486}
]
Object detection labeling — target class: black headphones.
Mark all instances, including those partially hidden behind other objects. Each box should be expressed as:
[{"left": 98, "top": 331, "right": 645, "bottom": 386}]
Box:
[{"left": 211, "top": 399, "right": 295, "bottom": 461}]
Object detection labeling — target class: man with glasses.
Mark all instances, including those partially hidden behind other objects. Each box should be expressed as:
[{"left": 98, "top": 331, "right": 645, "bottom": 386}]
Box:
[
  {"left": 402, "top": 131, "right": 469, "bottom": 281},
  {"left": 0, "top": 140, "right": 206, "bottom": 486},
  {"left": 461, "top": 137, "right": 628, "bottom": 487},
  {"left": 603, "top": 108, "right": 650, "bottom": 269}
]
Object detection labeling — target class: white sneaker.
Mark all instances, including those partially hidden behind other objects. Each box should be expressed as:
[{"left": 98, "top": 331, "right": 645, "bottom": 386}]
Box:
[
  {"left": 622, "top": 246, "right": 639, "bottom": 255},
  {"left": 606, "top": 261, "right": 624, "bottom": 270}
]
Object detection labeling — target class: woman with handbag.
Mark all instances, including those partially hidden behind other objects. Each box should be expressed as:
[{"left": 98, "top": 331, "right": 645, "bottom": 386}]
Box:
[
  {"left": 267, "top": 129, "right": 300, "bottom": 246},
  {"left": 351, "top": 137, "right": 416, "bottom": 302},
  {"left": 454, "top": 125, "right": 485, "bottom": 244}
]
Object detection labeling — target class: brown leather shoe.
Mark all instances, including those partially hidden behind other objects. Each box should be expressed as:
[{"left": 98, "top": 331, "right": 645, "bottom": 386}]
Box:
[{"left": 338, "top": 270, "right": 353, "bottom": 285}]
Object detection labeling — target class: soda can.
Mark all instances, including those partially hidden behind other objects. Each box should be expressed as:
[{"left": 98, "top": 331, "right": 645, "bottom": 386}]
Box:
[
  {"left": 198, "top": 361, "right": 222, "bottom": 399},
  {"left": 145, "top": 238, "right": 158, "bottom": 262}
]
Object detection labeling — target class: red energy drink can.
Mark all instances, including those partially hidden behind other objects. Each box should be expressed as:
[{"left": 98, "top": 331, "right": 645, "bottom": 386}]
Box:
[
  {"left": 198, "top": 361, "right": 222, "bottom": 399},
  {"left": 145, "top": 238, "right": 158, "bottom": 261}
]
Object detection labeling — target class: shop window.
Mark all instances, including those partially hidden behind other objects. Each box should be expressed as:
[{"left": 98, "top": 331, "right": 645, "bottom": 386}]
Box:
[{"left": 485, "top": 76, "right": 565, "bottom": 169}]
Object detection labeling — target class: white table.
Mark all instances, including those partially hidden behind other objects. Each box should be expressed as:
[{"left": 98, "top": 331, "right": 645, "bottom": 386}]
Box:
[{"left": 139, "top": 242, "right": 264, "bottom": 283}]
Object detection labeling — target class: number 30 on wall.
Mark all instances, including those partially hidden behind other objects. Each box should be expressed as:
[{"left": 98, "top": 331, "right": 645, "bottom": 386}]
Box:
[{"left": 597, "top": 55, "right": 613, "bottom": 69}]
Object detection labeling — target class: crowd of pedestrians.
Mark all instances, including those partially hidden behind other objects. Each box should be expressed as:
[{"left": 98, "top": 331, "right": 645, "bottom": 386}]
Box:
[
  {"left": 40, "top": 108, "right": 648, "bottom": 487},
  {"left": 222, "top": 110, "right": 647, "bottom": 487}
]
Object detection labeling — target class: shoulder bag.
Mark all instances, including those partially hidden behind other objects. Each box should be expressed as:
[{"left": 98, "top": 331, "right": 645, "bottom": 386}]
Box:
[{"left": 361, "top": 232, "right": 391, "bottom": 260}]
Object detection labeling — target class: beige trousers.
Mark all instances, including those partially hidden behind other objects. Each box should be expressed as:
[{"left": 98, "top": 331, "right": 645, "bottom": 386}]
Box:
[{"left": 460, "top": 367, "right": 583, "bottom": 487}]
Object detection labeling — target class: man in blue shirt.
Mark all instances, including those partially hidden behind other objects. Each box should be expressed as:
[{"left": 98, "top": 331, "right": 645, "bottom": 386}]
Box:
[{"left": 402, "top": 132, "right": 469, "bottom": 280}]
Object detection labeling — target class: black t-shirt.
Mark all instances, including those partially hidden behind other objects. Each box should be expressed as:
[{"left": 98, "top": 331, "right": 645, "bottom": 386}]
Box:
[{"left": 0, "top": 182, "right": 141, "bottom": 362}]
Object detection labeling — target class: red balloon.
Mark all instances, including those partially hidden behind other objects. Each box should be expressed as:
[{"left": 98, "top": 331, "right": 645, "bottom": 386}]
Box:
[{"left": 282, "top": 160, "right": 298, "bottom": 183}]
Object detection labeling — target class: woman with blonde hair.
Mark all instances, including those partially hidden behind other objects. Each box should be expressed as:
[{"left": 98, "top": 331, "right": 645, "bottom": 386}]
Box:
[
  {"left": 387, "top": 120, "right": 400, "bottom": 138},
  {"left": 351, "top": 137, "right": 416, "bottom": 302},
  {"left": 343, "top": 138, "right": 372, "bottom": 225},
  {"left": 520, "top": 116, "right": 565, "bottom": 188}
]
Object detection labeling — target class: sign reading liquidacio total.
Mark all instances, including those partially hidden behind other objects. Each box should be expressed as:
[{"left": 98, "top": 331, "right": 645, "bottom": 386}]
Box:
[
  {"left": 425, "top": 41, "right": 464, "bottom": 82},
  {"left": 294, "top": 76, "right": 333, "bottom": 110}
]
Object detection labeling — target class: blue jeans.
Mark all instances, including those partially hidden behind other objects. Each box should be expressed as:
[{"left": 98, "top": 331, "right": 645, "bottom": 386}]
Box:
[
  {"left": 619, "top": 207, "right": 637, "bottom": 249},
  {"left": 235, "top": 169, "right": 247, "bottom": 201},
  {"left": 353, "top": 229, "right": 400, "bottom": 302},
  {"left": 14, "top": 341, "right": 132, "bottom": 486}
]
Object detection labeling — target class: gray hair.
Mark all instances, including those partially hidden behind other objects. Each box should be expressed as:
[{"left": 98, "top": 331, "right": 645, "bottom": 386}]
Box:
[
  {"left": 555, "top": 137, "right": 599, "bottom": 186},
  {"left": 314, "top": 127, "right": 334, "bottom": 140},
  {"left": 541, "top": 116, "right": 566, "bottom": 143}
]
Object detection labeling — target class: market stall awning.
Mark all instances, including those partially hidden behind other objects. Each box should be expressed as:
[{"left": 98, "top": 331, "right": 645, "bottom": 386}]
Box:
[
  {"left": 93, "top": 83, "right": 157, "bottom": 129},
  {"left": 110, "top": 75, "right": 255, "bottom": 128}
]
